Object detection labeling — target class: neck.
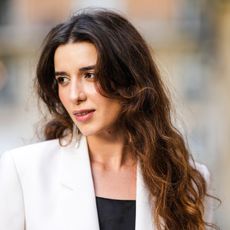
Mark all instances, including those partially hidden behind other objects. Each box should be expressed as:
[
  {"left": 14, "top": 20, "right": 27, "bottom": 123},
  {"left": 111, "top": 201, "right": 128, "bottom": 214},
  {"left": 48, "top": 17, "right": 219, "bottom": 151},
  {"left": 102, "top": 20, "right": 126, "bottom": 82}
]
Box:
[{"left": 86, "top": 131, "right": 135, "bottom": 170}]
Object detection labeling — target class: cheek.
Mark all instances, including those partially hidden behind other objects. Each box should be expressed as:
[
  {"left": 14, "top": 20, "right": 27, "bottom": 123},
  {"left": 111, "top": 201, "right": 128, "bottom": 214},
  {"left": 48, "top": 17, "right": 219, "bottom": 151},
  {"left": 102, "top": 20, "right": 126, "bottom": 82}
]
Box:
[
  {"left": 102, "top": 101, "right": 121, "bottom": 120},
  {"left": 58, "top": 90, "right": 68, "bottom": 108},
  {"left": 85, "top": 83, "right": 99, "bottom": 96}
]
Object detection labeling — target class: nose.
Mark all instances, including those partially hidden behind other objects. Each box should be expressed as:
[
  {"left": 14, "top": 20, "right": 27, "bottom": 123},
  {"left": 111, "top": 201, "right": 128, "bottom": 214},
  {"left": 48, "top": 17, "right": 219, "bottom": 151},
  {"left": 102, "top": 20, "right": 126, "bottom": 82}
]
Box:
[{"left": 69, "top": 78, "right": 86, "bottom": 104}]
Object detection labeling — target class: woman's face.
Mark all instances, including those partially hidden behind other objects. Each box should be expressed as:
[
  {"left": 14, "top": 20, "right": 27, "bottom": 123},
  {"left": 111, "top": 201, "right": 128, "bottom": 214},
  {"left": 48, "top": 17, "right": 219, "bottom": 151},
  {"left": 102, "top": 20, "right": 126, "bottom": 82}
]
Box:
[{"left": 54, "top": 42, "right": 121, "bottom": 137}]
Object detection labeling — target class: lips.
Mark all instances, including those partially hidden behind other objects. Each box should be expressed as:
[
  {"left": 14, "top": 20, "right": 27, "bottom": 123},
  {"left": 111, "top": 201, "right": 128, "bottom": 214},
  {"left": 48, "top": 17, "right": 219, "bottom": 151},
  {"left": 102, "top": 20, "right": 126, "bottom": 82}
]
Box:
[{"left": 73, "top": 109, "right": 95, "bottom": 122}]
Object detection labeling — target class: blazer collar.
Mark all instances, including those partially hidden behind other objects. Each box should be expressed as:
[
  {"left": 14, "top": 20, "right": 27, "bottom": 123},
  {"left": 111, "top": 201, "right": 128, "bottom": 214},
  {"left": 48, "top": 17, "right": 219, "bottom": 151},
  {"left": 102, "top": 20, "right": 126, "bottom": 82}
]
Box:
[{"left": 59, "top": 135, "right": 154, "bottom": 230}]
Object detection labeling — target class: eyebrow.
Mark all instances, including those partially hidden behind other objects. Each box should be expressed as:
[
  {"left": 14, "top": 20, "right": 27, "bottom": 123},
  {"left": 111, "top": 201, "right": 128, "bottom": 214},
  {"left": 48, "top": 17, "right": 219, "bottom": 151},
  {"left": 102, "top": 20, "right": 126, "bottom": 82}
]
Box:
[
  {"left": 54, "top": 65, "right": 96, "bottom": 77},
  {"left": 79, "top": 65, "right": 96, "bottom": 72},
  {"left": 54, "top": 71, "right": 66, "bottom": 77}
]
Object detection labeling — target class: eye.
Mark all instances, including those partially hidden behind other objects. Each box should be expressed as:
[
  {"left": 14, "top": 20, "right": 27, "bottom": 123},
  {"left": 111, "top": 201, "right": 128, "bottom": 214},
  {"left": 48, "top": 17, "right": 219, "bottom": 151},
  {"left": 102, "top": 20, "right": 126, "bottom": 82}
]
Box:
[
  {"left": 55, "top": 76, "right": 70, "bottom": 86},
  {"left": 84, "top": 72, "right": 95, "bottom": 79}
]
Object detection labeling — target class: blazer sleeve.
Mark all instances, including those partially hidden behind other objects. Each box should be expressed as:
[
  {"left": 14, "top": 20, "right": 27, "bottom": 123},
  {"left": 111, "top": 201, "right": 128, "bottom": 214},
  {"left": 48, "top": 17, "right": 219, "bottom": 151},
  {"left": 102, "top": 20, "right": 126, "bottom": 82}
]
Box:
[
  {"left": 0, "top": 151, "right": 25, "bottom": 230},
  {"left": 195, "top": 163, "right": 214, "bottom": 225}
]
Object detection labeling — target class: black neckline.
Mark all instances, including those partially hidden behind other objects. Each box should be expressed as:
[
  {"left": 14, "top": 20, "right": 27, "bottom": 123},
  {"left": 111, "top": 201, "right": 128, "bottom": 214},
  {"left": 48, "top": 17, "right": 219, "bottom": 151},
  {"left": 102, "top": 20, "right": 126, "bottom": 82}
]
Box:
[{"left": 96, "top": 196, "right": 136, "bottom": 202}]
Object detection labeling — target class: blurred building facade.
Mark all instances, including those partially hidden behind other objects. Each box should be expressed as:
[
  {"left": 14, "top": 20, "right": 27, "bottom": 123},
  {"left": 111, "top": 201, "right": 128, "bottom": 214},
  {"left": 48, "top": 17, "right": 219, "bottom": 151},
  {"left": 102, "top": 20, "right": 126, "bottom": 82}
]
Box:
[{"left": 0, "top": 0, "right": 229, "bottom": 228}]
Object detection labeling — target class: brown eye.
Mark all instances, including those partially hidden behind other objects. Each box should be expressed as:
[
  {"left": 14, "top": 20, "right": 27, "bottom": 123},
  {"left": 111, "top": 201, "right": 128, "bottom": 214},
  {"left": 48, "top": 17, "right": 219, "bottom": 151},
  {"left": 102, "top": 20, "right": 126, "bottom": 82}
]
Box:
[
  {"left": 84, "top": 72, "right": 95, "bottom": 79},
  {"left": 56, "top": 76, "right": 69, "bottom": 85}
]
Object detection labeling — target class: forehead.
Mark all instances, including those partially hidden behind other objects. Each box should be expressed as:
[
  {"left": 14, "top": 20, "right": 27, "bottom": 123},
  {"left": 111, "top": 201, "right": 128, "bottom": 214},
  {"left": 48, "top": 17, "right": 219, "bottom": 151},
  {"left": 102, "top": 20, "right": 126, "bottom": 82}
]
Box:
[{"left": 54, "top": 42, "right": 98, "bottom": 70}]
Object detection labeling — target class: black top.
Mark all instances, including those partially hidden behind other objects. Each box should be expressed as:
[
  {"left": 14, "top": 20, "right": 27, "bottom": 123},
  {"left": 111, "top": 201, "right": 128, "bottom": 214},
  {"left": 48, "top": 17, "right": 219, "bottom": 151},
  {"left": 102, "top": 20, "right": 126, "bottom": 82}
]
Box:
[{"left": 96, "top": 197, "right": 136, "bottom": 230}]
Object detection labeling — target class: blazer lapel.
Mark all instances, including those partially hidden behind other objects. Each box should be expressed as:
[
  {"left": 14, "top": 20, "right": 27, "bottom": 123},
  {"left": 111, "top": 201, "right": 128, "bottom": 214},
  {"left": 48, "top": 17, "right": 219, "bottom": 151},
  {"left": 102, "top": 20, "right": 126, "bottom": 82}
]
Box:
[
  {"left": 58, "top": 135, "right": 100, "bottom": 230},
  {"left": 58, "top": 134, "right": 154, "bottom": 230},
  {"left": 136, "top": 162, "right": 155, "bottom": 230}
]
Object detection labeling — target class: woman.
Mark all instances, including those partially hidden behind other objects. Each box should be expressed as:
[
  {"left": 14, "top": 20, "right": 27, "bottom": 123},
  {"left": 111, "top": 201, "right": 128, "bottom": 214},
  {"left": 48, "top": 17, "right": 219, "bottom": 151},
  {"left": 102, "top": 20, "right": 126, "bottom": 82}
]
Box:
[{"left": 0, "top": 8, "right": 216, "bottom": 230}]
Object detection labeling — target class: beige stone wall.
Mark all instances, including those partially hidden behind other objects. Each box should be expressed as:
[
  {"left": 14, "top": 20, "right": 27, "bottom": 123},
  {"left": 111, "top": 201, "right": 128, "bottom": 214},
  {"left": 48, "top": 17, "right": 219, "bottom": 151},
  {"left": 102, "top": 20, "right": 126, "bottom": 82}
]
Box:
[
  {"left": 214, "top": 4, "right": 230, "bottom": 227},
  {"left": 12, "top": 0, "right": 72, "bottom": 23}
]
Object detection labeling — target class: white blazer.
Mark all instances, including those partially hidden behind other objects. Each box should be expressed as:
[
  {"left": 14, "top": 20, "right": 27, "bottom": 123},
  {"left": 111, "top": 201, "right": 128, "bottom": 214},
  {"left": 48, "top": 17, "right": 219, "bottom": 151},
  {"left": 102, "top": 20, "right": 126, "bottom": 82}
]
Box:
[{"left": 0, "top": 135, "right": 212, "bottom": 230}]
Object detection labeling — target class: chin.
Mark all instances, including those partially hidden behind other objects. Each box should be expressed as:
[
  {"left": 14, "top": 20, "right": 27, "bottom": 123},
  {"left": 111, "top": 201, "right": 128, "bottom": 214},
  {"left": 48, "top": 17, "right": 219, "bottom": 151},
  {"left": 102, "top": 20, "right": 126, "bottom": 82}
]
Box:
[
  {"left": 77, "top": 127, "right": 99, "bottom": 137},
  {"left": 78, "top": 126, "right": 110, "bottom": 138}
]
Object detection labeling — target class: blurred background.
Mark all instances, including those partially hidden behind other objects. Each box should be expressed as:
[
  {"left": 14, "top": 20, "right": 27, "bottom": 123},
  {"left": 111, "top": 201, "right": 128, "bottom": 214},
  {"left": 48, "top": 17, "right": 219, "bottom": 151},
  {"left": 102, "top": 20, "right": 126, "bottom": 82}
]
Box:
[{"left": 0, "top": 0, "right": 229, "bottom": 228}]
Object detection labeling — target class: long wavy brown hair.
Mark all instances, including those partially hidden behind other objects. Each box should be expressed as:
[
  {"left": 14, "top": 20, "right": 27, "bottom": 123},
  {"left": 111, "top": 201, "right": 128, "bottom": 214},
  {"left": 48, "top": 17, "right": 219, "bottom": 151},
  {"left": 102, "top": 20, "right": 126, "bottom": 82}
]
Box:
[{"left": 36, "top": 8, "right": 217, "bottom": 229}]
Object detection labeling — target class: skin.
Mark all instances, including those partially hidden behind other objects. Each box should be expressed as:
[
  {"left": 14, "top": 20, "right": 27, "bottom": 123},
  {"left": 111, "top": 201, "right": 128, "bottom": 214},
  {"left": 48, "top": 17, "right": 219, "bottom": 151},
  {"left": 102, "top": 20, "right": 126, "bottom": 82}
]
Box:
[{"left": 54, "top": 42, "right": 136, "bottom": 200}]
